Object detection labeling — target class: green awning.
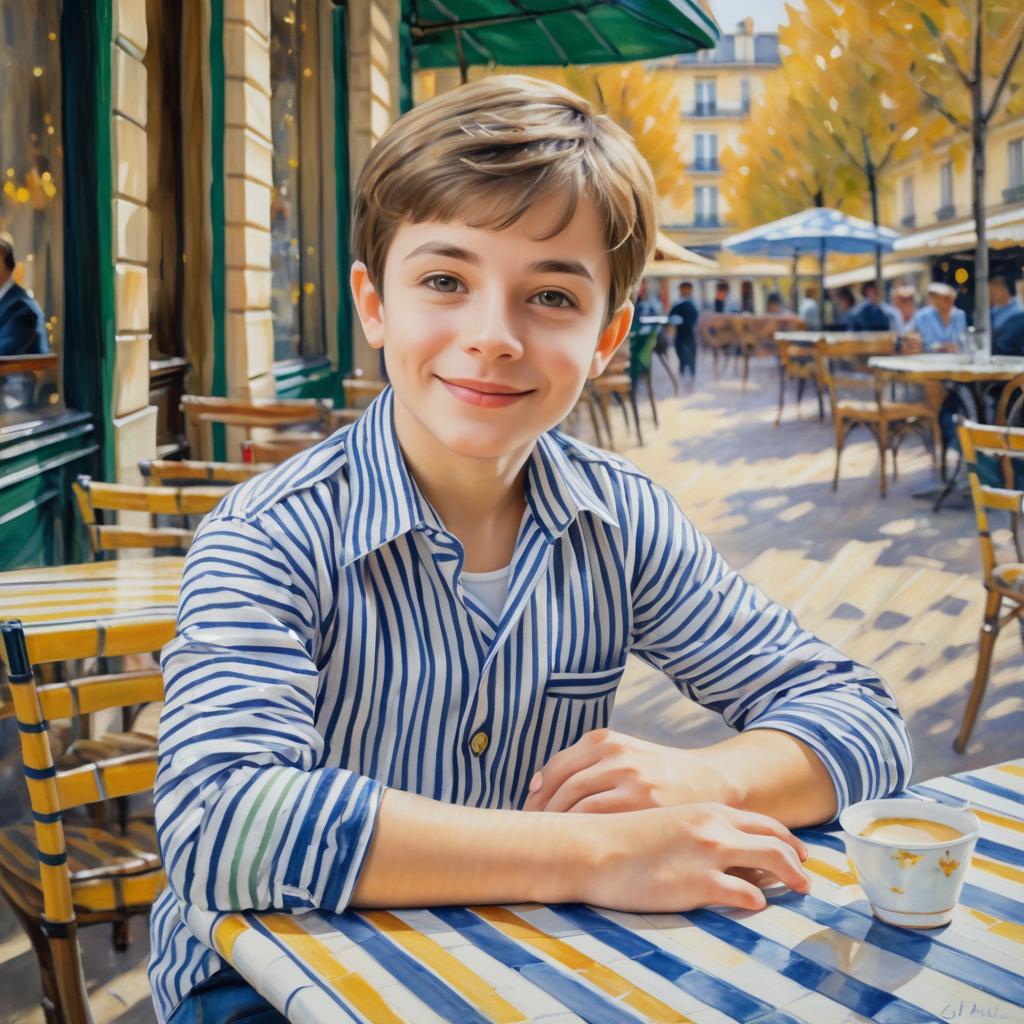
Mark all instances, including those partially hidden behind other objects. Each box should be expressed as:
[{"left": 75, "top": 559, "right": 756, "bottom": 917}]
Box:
[{"left": 409, "top": 2, "right": 720, "bottom": 74}]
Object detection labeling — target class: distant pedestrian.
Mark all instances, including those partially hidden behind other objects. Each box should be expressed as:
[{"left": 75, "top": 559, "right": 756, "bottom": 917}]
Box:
[
  {"left": 909, "top": 282, "right": 966, "bottom": 352},
  {"left": 668, "top": 281, "right": 699, "bottom": 391},
  {"left": 799, "top": 286, "right": 821, "bottom": 329},
  {"left": 0, "top": 233, "right": 49, "bottom": 357},
  {"left": 891, "top": 285, "right": 919, "bottom": 334},
  {"left": 709, "top": 281, "right": 738, "bottom": 313}
]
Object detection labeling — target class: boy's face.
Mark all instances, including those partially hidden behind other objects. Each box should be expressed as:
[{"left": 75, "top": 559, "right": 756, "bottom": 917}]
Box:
[{"left": 351, "top": 191, "right": 632, "bottom": 462}]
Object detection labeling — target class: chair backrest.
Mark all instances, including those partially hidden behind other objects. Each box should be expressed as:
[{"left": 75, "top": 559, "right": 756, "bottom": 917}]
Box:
[
  {"left": 0, "top": 619, "right": 165, "bottom": 929},
  {"left": 814, "top": 335, "right": 896, "bottom": 407},
  {"left": 341, "top": 372, "right": 387, "bottom": 409},
  {"left": 179, "top": 394, "right": 333, "bottom": 429},
  {"left": 139, "top": 458, "right": 265, "bottom": 486},
  {"left": 72, "top": 475, "right": 230, "bottom": 555},
  {"left": 241, "top": 432, "right": 326, "bottom": 465},
  {"left": 996, "top": 372, "right": 1024, "bottom": 428},
  {"left": 958, "top": 418, "right": 1024, "bottom": 581}
]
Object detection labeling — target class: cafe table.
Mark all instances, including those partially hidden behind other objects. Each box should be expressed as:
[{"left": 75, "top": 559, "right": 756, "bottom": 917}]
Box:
[{"left": 186, "top": 758, "right": 1024, "bottom": 1023}]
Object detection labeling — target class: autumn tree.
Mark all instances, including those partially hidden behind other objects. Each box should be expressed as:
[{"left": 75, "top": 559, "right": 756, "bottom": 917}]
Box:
[
  {"left": 779, "top": 1, "right": 923, "bottom": 287},
  {"left": 884, "top": 0, "right": 1024, "bottom": 338},
  {"left": 720, "top": 71, "right": 863, "bottom": 229}
]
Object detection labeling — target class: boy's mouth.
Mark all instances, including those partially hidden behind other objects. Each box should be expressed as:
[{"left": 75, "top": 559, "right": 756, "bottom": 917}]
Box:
[{"left": 436, "top": 375, "right": 535, "bottom": 408}]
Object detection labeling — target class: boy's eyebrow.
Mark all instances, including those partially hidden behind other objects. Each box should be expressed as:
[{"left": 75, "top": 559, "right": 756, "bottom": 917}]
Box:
[{"left": 403, "top": 243, "right": 594, "bottom": 283}]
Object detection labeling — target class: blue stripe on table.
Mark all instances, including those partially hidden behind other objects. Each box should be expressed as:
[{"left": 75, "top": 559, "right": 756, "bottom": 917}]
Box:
[
  {"left": 244, "top": 915, "right": 363, "bottom": 1022},
  {"left": 686, "top": 908, "right": 936, "bottom": 1023},
  {"left": 550, "top": 904, "right": 800, "bottom": 1024},
  {"left": 770, "top": 891, "right": 1024, "bottom": 1006},
  {"left": 953, "top": 774, "right": 1024, "bottom": 808},
  {"left": 333, "top": 912, "right": 492, "bottom": 1024},
  {"left": 430, "top": 907, "right": 647, "bottom": 1024}
]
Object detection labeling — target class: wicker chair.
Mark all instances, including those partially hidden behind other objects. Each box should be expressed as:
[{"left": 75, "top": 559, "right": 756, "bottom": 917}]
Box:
[
  {"left": 0, "top": 618, "right": 167, "bottom": 1024},
  {"left": 955, "top": 419, "right": 1024, "bottom": 752}
]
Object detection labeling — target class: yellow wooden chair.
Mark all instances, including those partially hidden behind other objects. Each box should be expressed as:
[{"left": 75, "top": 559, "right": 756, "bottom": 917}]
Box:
[
  {"left": 775, "top": 338, "right": 825, "bottom": 425},
  {"left": 955, "top": 419, "right": 1024, "bottom": 753},
  {"left": 588, "top": 347, "right": 643, "bottom": 447},
  {"left": 815, "top": 335, "right": 939, "bottom": 498},
  {"left": 241, "top": 431, "right": 327, "bottom": 464},
  {"left": 72, "top": 475, "right": 231, "bottom": 556},
  {"left": 0, "top": 618, "right": 169, "bottom": 1024},
  {"left": 139, "top": 458, "right": 266, "bottom": 486}
]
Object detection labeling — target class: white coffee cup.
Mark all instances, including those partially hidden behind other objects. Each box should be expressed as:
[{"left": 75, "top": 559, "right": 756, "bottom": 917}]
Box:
[{"left": 839, "top": 797, "right": 979, "bottom": 929}]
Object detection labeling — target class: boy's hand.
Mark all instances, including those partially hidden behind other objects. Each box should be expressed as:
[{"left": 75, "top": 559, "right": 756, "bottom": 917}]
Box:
[
  {"left": 523, "top": 728, "right": 740, "bottom": 815},
  {"left": 573, "top": 803, "right": 811, "bottom": 913}
]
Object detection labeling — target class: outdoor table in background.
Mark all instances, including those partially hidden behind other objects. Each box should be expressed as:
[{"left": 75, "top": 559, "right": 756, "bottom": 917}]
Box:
[
  {"left": 870, "top": 353, "right": 1024, "bottom": 510},
  {"left": 0, "top": 556, "right": 183, "bottom": 715},
  {"left": 187, "top": 760, "right": 1024, "bottom": 1024}
]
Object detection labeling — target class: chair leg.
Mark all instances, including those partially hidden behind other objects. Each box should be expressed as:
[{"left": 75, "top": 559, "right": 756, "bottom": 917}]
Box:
[
  {"left": 655, "top": 349, "right": 680, "bottom": 396},
  {"left": 833, "top": 418, "right": 850, "bottom": 491},
  {"left": 47, "top": 923, "right": 95, "bottom": 1024},
  {"left": 878, "top": 419, "right": 890, "bottom": 498},
  {"left": 644, "top": 370, "right": 658, "bottom": 428},
  {"left": 3, "top": 895, "right": 63, "bottom": 1024},
  {"left": 629, "top": 389, "right": 644, "bottom": 446},
  {"left": 815, "top": 376, "right": 825, "bottom": 421},
  {"left": 775, "top": 367, "right": 787, "bottom": 426},
  {"left": 795, "top": 376, "right": 806, "bottom": 418},
  {"left": 585, "top": 395, "right": 605, "bottom": 448},
  {"left": 595, "top": 393, "right": 615, "bottom": 450},
  {"left": 954, "top": 590, "right": 1003, "bottom": 753}
]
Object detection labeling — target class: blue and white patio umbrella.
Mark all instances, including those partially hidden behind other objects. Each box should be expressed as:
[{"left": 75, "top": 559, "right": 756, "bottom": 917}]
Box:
[{"left": 722, "top": 207, "right": 899, "bottom": 320}]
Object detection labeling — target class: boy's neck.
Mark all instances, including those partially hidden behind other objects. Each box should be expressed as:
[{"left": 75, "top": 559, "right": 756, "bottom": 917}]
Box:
[{"left": 392, "top": 397, "right": 532, "bottom": 571}]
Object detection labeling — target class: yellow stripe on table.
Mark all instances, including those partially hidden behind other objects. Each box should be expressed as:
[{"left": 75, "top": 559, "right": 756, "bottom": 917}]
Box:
[
  {"left": 472, "top": 906, "right": 695, "bottom": 1023},
  {"left": 259, "top": 914, "right": 407, "bottom": 1024},
  {"left": 361, "top": 910, "right": 527, "bottom": 1023},
  {"left": 996, "top": 764, "right": 1024, "bottom": 780},
  {"left": 966, "top": 908, "right": 1024, "bottom": 944}
]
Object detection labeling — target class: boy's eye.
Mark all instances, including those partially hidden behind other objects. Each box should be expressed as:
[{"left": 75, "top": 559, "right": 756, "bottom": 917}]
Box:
[
  {"left": 532, "top": 289, "right": 575, "bottom": 309},
  {"left": 423, "top": 273, "right": 464, "bottom": 293}
]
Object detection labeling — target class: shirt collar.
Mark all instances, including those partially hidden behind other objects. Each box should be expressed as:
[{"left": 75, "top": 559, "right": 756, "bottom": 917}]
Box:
[{"left": 341, "top": 387, "right": 619, "bottom": 566}]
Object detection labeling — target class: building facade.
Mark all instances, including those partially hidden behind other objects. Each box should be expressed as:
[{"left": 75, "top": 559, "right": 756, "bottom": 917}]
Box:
[{"left": 0, "top": 0, "right": 410, "bottom": 568}]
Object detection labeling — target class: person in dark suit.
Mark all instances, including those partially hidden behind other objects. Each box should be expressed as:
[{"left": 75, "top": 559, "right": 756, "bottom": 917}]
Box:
[
  {"left": 0, "top": 233, "right": 49, "bottom": 356},
  {"left": 994, "top": 310, "right": 1024, "bottom": 357},
  {"left": 668, "top": 280, "right": 699, "bottom": 390}
]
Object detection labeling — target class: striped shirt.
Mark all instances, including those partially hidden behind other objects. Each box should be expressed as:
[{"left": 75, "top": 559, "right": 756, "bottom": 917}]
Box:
[{"left": 149, "top": 387, "right": 913, "bottom": 1021}]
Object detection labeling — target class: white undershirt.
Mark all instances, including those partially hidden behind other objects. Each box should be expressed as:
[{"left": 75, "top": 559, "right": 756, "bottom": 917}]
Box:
[{"left": 460, "top": 563, "right": 512, "bottom": 621}]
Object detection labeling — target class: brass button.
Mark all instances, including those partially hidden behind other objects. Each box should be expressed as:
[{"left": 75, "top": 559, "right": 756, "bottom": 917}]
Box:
[{"left": 469, "top": 731, "right": 489, "bottom": 756}]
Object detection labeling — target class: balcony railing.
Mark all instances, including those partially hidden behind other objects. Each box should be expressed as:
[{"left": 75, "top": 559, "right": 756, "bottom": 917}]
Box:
[
  {"left": 689, "top": 158, "right": 720, "bottom": 172},
  {"left": 1003, "top": 184, "right": 1024, "bottom": 203},
  {"left": 692, "top": 215, "right": 722, "bottom": 227},
  {"left": 692, "top": 103, "right": 718, "bottom": 117},
  {"left": 936, "top": 204, "right": 957, "bottom": 221}
]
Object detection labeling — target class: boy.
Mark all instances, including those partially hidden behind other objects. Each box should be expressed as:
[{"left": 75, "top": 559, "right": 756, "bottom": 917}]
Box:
[{"left": 150, "top": 75, "right": 912, "bottom": 1022}]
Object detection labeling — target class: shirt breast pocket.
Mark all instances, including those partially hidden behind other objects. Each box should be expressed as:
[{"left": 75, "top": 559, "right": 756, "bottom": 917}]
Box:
[{"left": 545, "top": 660, "right": 627, "bottom": 700}]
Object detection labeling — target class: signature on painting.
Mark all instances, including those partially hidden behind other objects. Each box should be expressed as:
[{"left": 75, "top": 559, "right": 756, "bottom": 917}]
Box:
[{"left": 939, "top": 1000, "right": 1016, "bottom": 1021}]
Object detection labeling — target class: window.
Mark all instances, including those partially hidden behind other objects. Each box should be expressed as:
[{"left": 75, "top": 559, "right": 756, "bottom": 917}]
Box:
[
  {"left": 1009, "top": 138, "right": 1024, "bottom": 190},
  {"left": 901, "top": 175, "right": 915, "bottom": 225},
  {"left": 695, "top": 78, "right": 716, "bottom": 116},
  {"left": 0, "top": 2, "right": 64, "bottom": 352},
  {"left": 695, "top": 186, "right": 719, "bottom": 225},
  {"left": 938, "top": 160, "right": 955, "bottom": 218},
  {"left": 269, "top": 0, "right": 326, "bottom": 364},
  {"left": 694, "top": 133, "right": 718, "bottom": 170},
  {"left": 740, "top": 77, "right": 751, "bottom": 112}
]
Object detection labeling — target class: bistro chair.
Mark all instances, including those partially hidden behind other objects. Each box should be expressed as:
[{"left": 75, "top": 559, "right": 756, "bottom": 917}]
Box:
[
  {"left": 775, "top": 337, "right": 825, "bottom": 425},
  {"left": 0, "top": 618, "right": 168, "bottom": 1024},
  {"left": 72, "top": 475, "right": 230, "bottom": 557},
  {"left": 139, "top": 457, "right": 265, "bottom": 486},
  {"left": 589, "top": 346, "right": 644, "bottom": 447},
  {"left": 242, "top": 432, "right": 327, "bottom": 465},
  {"left": 955, "top": 419, "right": 1024, "bottom": 753},
  {"left": 342, "top": 370, "right": 387, "bottom": 408},
  {"left": 815, "top": 335, "right": 939, "bottom": 498}
]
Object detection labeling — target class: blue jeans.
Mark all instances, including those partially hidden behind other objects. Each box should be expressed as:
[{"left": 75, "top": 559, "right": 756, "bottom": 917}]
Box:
[{"left": 167, "top": 966, "right": 288, "bottom": 1024}]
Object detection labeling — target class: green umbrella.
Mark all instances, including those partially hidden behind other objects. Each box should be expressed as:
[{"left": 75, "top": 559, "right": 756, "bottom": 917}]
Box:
[{"left": 409, "top": 1, "right": 720, "bottom": 81}]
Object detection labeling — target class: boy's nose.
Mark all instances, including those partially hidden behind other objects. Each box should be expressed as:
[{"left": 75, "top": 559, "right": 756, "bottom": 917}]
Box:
[{"left": 460, "top": 301, "right": 524, "bottom": 360}]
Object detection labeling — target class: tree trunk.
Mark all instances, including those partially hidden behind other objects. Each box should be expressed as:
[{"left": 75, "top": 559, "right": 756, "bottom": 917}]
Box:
[
  {"left": 972, "top": 0, "right": 991, "bottom": 349},
  {"left": 863, "top": 134, "right": 883, "bottom": 294}
]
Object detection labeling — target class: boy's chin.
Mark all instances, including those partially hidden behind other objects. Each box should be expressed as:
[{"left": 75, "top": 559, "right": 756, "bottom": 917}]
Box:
[{"left": 436, "top": 426, "right": 537, "bottom": 460}]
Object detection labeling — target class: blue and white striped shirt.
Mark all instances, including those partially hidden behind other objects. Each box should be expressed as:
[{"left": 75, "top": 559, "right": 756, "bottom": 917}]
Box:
[{"left": 149, "top": 387, "right": 912, "bottom": 1021}]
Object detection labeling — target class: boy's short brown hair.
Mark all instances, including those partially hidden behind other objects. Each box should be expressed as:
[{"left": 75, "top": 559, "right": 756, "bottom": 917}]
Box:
[{"left": 351, "top": 74, "right": 657, "bottom": 327}]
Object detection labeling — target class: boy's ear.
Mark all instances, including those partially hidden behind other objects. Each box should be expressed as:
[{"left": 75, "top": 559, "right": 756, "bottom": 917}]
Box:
[
  {"left": 350, "top": 261, "right": 386, "bottom": 350},
  {"left": 587, "top": 301, "right": 634, "bottom": 380}
]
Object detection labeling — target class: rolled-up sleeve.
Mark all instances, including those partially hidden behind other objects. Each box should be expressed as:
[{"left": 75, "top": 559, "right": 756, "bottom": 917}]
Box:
[
  {"left": 628, "top": 481, "right": 913, "bottom": 820},
  {"left": 155, "top": 513, "right": 384, "bottom": 915}
]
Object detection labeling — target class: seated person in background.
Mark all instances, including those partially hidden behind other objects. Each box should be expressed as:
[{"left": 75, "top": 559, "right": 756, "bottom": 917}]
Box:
[
  {"left": 994, "top": 311, "right": 1024, "bottom": 357},
  {"left": 764, "top": 291, "right": 789, "bottom": 315},
  {"left": 798, "top": 286, "right": 820, "bottom": 329},
  {"left": 891, "top": 284, "right": 919, "bottom": 335},
  {"left": 827, "top": 286, "right": 856, "bottom": 329},
  {"left": 708, "top": 280, "right": 739, "bottom": 313},
  {"left": 990, "top": 271, "right": 1022, "bottom": 335},
  {"left": 909, "top": 281, "right": 966, "bottom": 352},
  {"left": 848, "top": 281, "right": 900, "bottom": 333},
  {"left": 0, "top": 233, "right": 49, "bottom": 357},
  {"left": 149, "top": 75, "right": 913, "bottom": 1024},
  {"left": 668, "top": 280, "right": 699, "bottom": 390}
]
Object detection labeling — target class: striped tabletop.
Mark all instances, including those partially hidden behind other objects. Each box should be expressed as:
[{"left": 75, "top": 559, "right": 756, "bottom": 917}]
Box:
[
  {"left": 0, "top": 556, "right": 183, "bottom": 633},
  {"left": 187, "top": 759, "right": 1024, "bottom": 1023}
]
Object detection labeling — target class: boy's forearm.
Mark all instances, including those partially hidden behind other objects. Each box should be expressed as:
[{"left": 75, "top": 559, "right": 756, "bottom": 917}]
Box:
[
  {"left": 350, "top": 788, "right": 593, "bottom": 908},
  {"left": 700, "top": 729, "right": 838, "bottom": 828}
]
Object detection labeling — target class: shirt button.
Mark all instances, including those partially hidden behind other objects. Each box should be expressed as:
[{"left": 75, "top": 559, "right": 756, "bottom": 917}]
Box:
[{"left": 469, "top": 731, "right": 489, "bottom": 756}]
